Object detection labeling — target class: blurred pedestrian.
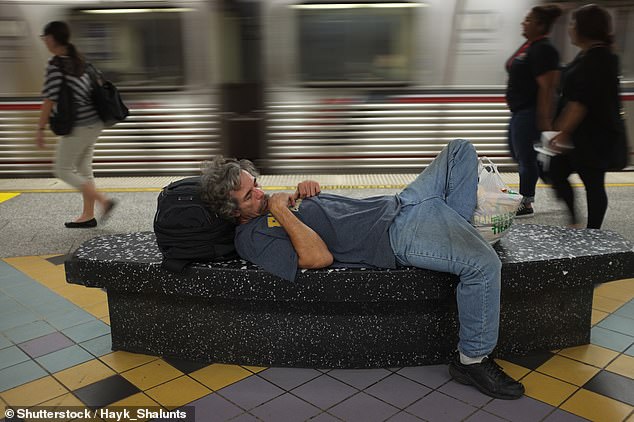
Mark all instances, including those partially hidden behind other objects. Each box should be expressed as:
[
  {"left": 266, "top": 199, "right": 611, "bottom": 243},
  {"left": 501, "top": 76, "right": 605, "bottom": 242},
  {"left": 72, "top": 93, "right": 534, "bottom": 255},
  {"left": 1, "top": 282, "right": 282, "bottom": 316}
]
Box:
[
  {"left": 35, "top": 21, "right": 116, "bottom": 228},
  {"left": 549, "top": 4, "right": 623, "bottom": 229},
  {"left": 506, "top": 5, "right": 562, "bottom": 217}
]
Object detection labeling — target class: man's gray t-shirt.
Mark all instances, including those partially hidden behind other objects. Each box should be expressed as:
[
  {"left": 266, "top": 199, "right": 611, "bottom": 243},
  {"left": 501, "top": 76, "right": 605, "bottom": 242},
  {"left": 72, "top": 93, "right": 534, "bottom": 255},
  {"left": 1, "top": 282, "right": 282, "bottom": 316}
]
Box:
[{"left": 234, "top": 193, "right": 401, "bottom": 281}]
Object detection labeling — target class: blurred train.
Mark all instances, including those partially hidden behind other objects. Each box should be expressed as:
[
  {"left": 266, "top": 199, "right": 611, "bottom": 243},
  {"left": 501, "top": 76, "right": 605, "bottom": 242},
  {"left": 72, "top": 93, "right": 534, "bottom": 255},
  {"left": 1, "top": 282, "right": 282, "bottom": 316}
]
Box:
[{"left": 0, "top": 0, "right": 633, "bottom": 176}]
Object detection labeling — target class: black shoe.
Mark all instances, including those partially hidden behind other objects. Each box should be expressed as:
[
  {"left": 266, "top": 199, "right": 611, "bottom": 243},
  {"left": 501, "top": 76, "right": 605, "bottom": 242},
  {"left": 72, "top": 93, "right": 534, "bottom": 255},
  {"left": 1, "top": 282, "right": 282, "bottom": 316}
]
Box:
[
  {"left": 100, "top": 199, "right": 118, "bottom": 224},
  {"left": 64, "top": 218, "right": 97, "bottom": 228},
  {"left": 448, "top": 355, "right": 525, "bottom": 400},
  {"left": 515, "top": 204, "right": 534, "bottom": 218}
]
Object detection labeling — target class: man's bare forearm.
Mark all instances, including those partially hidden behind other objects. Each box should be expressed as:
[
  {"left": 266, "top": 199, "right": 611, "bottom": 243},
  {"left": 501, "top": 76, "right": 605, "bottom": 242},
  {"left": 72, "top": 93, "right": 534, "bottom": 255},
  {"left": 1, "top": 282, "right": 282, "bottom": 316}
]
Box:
[{"left": 269, "top": 195, "right": 333, "bottom": 269}]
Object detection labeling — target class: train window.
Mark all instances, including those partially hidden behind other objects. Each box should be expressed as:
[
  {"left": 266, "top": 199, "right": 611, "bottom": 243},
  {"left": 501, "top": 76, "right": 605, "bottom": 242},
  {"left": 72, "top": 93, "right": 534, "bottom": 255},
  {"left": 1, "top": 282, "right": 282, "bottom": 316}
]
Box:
[
  {"left": 70, "top": 7, "right": 192, "bottom": 90},
  {"left": 292, "top": 2, "right": 419, "bottom": 85}
]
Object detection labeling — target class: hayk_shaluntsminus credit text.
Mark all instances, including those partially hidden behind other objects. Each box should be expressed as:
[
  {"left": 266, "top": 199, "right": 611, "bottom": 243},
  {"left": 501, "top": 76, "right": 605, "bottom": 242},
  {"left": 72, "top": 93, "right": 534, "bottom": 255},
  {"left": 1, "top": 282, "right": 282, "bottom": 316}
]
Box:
[{"left": 13, "top": 408, "right": 189, "bottom": 420}]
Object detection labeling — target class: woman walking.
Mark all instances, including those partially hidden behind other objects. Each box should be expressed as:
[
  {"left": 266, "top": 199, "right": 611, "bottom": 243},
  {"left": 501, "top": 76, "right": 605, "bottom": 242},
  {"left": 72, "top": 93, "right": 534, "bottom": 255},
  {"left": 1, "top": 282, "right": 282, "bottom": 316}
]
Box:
[
  {"left": 550, "top": 4, "right": 624, "bottom": 229},
  {"left": 506, "top": 5, "right": 562, "bottom": 217},
  {"left": 35, "top": 21, "right": 116, "bottom": 228}
]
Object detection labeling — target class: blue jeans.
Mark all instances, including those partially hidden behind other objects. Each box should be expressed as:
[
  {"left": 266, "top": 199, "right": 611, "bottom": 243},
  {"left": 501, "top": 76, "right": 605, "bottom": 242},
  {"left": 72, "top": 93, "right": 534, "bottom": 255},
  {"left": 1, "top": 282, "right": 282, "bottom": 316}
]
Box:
[
  {"left": 508, "top": 108, "right": 540, "bottom": 203},
  {"left": 389, "top": 139, "right": 502, "bottom": 358}
]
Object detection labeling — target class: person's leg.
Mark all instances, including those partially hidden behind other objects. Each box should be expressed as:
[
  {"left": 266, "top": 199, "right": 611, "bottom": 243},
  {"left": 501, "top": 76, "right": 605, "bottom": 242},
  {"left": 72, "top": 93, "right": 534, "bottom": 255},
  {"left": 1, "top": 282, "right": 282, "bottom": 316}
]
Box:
[
  {"left": 390, "top": 198, "right": 500, "bottom": 357},
  {"left": 508, "top": 109, "right": 540, "bottom": 208},
  {"left": 549, "top": 155, "right": 577, "bottom": 225},
  {"left": 389, "top": 198, "right": 523, "bottom": 399},
  {"left": 578, "top": 167, "right": 607, "bottom": 229},
  {"left": 73, "top": 123, "right": 110, "bottom": 219},
  {"left": 398, "top": 138, "right": 478, "bottom": 222}
]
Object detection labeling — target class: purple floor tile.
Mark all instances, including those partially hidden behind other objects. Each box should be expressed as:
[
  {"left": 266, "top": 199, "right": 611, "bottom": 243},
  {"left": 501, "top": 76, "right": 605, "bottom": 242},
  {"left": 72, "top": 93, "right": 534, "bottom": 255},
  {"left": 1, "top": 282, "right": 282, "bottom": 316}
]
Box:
[
  {"left": 329, "top": 392, "right": 399, "bottom": 422},
  {"left": 292, "top": 374, "right": 357, "bottom": 410},
  {"left": 251, "top": 393, "right": 320, "bottom": 421},
  {"left": 464, "top": 410, "right": 507, "bottom": 422},
  {"left": 308, "top": 412, "right": 341, "bottom": 421},
  {"left": 365, "top": 374, "right": 431, "bottom": 409},
  {"left": 542, "top": 409, "right": 590, "bottom": 422},
  {"left": 483, "top": 396, "right": 555, "bottom": 422},
  {"left": 18, "top": 331, "right": 74, "bottom": 358},
  {"left": 217, "top": 374, "right": 284, "bottom": 411},
  {"left": 397, "top": 365, "right": 452, "bottom": 389},
  {"left": 327, "top": 368, "right": 391, "bottom": 390},
  {"left": 438, "top": 379, "right": 493, "bottom": 407},
  {"left": 229, "top": 413, "right": 259, "bottom": 421},
  {"left": 186, "top": 393, "right": 243, "bottom": 422},
  {"left": 258, "top": 367, "right": 322, "bottom": 391},
  {"left": 386, "top": 411, "right": 423, "bottom": 421},
  {"left": 405, "top": 391, "right": 477, "bottom": 422}
]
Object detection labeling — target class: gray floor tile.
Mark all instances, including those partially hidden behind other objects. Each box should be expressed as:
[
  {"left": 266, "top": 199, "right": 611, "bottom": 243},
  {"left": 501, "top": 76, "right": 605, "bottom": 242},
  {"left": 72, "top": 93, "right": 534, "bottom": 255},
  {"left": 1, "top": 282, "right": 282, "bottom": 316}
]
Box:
[
  {"left": 291, "top": 374, "right": 357, "bottom": 410},
  {"left": 35, "top": 344, "right": 94, "bottom": 373},
  {"left": 28, "top": 297, "right": 78, "bottom": 318},
  {"left": 597, "top": 314, "right": 634, "bottom": 337},
  {"left": 46, "top": 308, "right": 96, "bottom": 330},
  {"left": 364, "top": 373, "right": 431, "bottom": 409},
  {"left": 397, "top": 365, "right": 452, "bottom": 389},
  {"left": 61, "top": 319, "right": 110, "bottom": 343},
  {"left": 483, "top": 396, "right": 555, "bottom": 422},
  {"left": 251, "top": 393, "right": 321, "bottom": 422},
  {"left": 18, "top": 331, "right": 74, "bottom": 359},
  {"left": 0, "top": 298, "right": 30, "bottom": 318},
  {"left": 0, "top": 308, "right": 40, "bottom": 331},
  {"left": 258, "top": 367, "right": 322, "bottom": 391},
  {"left": 3, "top": 320, "right": 56, "bottom": 344},
  {"left": 590, "top": 326, "right": 634, "bottom": 352},
  {"left": 329, "top": 392, "right": 399, "bottom": 422},
  {"left": 327, "top": 368, "right": 391, "bottom": 390},
  {"left": 0, "top": 345, "right": 30, "bottom": 370},
  {"left": 0, "top": 360, "right": 47, "bottom": 392},
  {"left": 0, "top": 334, "right": 11, "bottom": 350},
  {"left": 218, "top": 374, "right": 285, "bottom": 411},
  {"left": 405, "top": 391, "right": 477, "bottom": 422},
  {"left": 80, "top": 334, "right": 113, "bottom": 357}
]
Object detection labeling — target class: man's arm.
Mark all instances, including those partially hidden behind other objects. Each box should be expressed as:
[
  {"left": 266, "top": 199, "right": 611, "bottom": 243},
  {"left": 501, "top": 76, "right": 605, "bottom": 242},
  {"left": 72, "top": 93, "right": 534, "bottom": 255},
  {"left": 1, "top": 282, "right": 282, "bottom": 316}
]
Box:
[{"left": 268, "top": 192, "right": 333, "bottom": 269}]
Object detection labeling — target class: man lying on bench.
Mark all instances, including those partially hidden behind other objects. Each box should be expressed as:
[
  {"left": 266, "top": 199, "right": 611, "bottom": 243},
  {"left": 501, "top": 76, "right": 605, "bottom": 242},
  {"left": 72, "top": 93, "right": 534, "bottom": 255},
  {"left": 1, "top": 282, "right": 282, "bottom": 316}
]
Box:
[{"left": 200, "top": 139, "right": 525, "bottom": 400}]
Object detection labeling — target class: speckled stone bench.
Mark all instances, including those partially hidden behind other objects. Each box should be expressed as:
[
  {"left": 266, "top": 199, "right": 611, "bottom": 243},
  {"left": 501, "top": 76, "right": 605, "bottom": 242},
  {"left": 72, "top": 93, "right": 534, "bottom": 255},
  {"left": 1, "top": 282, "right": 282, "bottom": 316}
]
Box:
[{"left": 65, "top": 224, "right": 634, "bottom": 368}]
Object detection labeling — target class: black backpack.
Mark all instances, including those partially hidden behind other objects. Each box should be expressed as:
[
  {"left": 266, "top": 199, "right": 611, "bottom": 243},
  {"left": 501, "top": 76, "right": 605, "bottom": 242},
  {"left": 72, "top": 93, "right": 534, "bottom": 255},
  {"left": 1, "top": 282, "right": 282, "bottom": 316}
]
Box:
[
  {"left": 154, "top": 176, "right": 237, "bottom": 273},
  {"left": 86, "top": 63, "right": 129, "bottom": 127}
]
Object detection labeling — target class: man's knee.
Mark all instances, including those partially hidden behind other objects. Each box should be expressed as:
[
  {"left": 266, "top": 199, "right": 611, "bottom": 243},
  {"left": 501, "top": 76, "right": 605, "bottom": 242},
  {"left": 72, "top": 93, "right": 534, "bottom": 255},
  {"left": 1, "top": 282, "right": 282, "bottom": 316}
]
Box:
[{"left": 449, "top": 139, "right": 477, "bottom": 160}]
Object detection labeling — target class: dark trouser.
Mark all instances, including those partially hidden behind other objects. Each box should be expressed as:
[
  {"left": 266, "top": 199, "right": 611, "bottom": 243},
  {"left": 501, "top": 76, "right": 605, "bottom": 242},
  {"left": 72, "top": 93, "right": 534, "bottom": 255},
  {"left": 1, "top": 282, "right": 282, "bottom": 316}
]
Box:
[
  {"left": 550, "top": 154, "right": 607, "bottom": 229},
  {"left": 508, "top": 108, "right": 540, "bottom": 204}
]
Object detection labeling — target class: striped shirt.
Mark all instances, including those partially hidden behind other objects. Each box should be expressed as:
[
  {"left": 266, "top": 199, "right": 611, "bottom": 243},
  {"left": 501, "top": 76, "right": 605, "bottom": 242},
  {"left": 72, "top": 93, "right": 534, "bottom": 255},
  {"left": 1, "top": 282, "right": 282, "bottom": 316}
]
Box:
[{"left": 42, "top": 56, "right": 100, "bottom": 127}]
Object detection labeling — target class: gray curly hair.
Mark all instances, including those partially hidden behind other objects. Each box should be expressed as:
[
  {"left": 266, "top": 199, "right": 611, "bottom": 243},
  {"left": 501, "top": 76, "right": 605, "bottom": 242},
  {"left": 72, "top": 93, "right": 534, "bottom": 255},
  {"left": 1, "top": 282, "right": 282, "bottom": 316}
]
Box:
[{"left": 200, "top": 156, "right": 259, "bottom": 222}]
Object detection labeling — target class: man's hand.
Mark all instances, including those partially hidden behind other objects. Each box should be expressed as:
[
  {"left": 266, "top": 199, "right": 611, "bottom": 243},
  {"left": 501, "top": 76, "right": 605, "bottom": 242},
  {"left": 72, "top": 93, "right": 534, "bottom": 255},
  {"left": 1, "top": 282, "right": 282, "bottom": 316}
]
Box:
[
  {"left": 269, "top": 192, "right": 295, "bottom": 212},
  {"left": 295, "top": 180, "right": 321, "bottom": 199}
]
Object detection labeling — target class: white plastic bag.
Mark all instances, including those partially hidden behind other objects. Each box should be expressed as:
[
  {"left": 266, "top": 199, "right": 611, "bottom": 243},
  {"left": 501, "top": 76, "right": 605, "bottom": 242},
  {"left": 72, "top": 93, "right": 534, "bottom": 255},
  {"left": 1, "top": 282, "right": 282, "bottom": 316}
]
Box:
[{"left": 473, "top": 157, "right": 523, "bottom": 244}]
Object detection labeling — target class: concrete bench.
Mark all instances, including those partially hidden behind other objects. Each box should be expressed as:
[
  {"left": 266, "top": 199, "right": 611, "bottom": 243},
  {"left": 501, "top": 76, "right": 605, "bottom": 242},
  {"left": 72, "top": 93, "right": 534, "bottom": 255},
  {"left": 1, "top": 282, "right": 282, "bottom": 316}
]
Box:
[{"left": 65, "top": 224, "right": 634, "bottom": 369}]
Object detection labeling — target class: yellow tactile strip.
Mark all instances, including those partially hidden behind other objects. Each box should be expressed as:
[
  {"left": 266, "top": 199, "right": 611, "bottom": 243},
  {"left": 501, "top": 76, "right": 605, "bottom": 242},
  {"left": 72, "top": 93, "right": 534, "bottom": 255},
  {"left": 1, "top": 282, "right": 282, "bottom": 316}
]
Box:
[
  {"left": 0, "top": 192, "right": 19, "bottom": 204},
  {"left": 1, "top": 256, "right": 633, "bottom": 421}
]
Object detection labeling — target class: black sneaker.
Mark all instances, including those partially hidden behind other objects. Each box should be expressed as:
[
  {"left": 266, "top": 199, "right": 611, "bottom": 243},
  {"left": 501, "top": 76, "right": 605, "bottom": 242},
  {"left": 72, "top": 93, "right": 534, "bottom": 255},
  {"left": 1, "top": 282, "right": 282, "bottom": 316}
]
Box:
[
  {"left": 515, "top": 204, "right": 534, "bottom": 218},
  {"left": 448, "top": 355, "right": 525, "bottom": 400}
]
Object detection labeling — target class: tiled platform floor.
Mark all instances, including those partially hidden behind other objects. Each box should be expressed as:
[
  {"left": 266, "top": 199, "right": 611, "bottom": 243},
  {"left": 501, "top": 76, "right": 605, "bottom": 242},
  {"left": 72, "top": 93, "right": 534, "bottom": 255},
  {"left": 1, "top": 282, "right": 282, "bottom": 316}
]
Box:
[{"left": 0, "top": 255, "right": 633, "bottom": 422}]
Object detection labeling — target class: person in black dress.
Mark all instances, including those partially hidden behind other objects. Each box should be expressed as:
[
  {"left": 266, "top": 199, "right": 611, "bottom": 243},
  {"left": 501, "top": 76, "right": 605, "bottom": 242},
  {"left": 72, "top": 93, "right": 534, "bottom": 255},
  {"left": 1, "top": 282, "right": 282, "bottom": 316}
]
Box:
[
  {"left": 549, "top": 4, "right": 623, "bottom": 229},
  {"left": 505, "top": 5, "right": 562, "bottom": 218}
]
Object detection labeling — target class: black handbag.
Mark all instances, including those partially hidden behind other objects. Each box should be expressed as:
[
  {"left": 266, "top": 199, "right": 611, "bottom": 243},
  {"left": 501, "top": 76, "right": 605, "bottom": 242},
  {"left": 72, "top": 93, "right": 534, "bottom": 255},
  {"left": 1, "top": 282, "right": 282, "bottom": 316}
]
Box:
[
  {"left": 87, "top": 63, "right": 129, "bottom": 126},
  {"left": 608, "top": 113, "right": 630, "bottom": 171},
  {"left": 48, "top": 65, "right": 76, "bottom": 136}
]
